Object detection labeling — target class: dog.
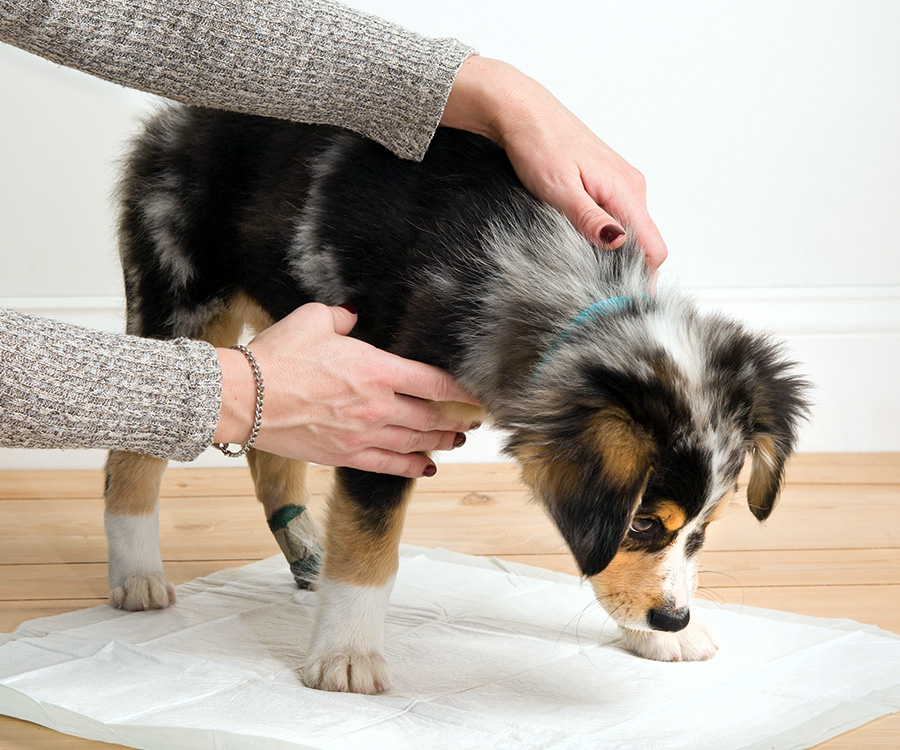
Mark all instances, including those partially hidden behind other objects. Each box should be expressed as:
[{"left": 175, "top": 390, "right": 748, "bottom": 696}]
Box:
[{"left": 104, "top": 105, "right": 808, "bottom": 694}]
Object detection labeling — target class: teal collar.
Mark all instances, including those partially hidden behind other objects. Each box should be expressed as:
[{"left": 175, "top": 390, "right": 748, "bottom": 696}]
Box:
[{"left": 533, "top": 296, "right": 638, "bottom": 380}]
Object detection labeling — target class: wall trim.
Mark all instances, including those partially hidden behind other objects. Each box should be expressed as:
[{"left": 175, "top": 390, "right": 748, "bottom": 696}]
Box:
[
  {"left": 1, "top": 296, "right": 125, "bottom": 333},
  {"left": 692, "top": 286, "right": 900, "bottom": 336},
  {"left": 4, "top": 286, "right": 898, "bottom": 337},
  {"left": 2, "top": 288, "right": 898, "bottom": 469}
]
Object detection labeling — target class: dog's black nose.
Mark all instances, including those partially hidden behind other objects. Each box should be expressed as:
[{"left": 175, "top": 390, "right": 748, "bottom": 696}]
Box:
[{"left": 647, "top": 607, "right": 691, "bottom": 632}]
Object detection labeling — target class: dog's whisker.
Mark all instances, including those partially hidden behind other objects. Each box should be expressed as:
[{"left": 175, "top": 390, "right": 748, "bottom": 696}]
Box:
[
  {"left": 699, "top": 569, "right": 744, "bottom": 588},
  {"left": 571, "top": 601, "right": 615, "bottom": 676},
  {"left": 697, "top": 569, "right": 746, "bottom": 610},
  {"left": 555, "top": 599, "right": 597, "bottom": 648},
  {"left": 694, "top": 586, "right": 728, "bottom": 607}
]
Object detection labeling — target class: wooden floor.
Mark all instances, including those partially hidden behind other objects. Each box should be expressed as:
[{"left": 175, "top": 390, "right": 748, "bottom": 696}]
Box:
[{"left": 1, "top": 454, "right": 898, "bottom": 748}]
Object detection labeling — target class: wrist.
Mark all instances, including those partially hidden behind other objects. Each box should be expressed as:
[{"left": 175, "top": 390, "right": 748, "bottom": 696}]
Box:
[
  {"left": 441, "top": 56, "right": 558, "bottom": 152},
  {"left": 441, "top": 56, "right": 518, "bottom": 144},
  {"left": 214, "top": 347, "right": 257, "bottom": 446}
]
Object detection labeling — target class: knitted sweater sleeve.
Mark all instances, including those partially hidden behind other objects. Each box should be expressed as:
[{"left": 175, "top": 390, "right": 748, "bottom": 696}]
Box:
[
  {"left": 0, "top": 309, "right": 222, "bottom": 461},
  {"left": 0, "top": 0, "right": 476, "bottom": 161},
  {"left": 0, "top": 2, "right": 476, "bottom": 460}
]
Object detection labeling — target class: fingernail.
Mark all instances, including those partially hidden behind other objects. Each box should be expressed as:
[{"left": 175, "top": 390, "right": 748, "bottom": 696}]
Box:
[
  {"left": 338, "top": 303, "right": 357, "bottom": 314},
  {"left": 453, "top": 433, "right": 466, "bottom": 448},
  {"left": 423, "top": 464, "right": 437, "bottom": 477},
  {"left": 599, "top": 226, "right": 625, "bottom": 247}
]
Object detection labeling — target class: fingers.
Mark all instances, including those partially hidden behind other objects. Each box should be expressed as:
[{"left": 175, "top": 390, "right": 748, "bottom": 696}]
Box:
[
  {"left": 385, "top": 354, "right": 481, "bottom": 406},
  {"left": 377, "top": 424, "right": 465, "bottom": 455},
  {"left": 593, "top": 185, "right": 669, "bottom": 270},
  {"left": 326, "top": 302, "right": 480, "bottom": 408},
  {"left": 328, "top": 304, "right": 358, "bottom": 336},
  {"left": 387, "top": 393, "right": 475, "bottom": 434},
  {"left": 342, "top": 425, "right": 463, "bottom": 479},
  {"left": 559, "top": 188, "right": 627, "bottom": 250},
  {"left": 633, "top": 217, "right": 668, "bottom": 270},
  {"left": 580, "top": 167, "right": 669, "bottom": 271},
  {"left": 346, "top": 449, "right": 438, "bottom": 480}
]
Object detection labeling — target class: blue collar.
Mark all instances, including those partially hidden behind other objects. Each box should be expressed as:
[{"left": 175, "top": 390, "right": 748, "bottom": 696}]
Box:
[{"left": 533, "top": 296, "right": 638, "bottom": 380}]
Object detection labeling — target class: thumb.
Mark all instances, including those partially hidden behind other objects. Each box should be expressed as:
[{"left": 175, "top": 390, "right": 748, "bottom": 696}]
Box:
[
  {"left": 559, "top": 189, "right": 626, "bottom": 249},
  {"left": 329, "top": 303, "right": 358, "bottom": 336}
]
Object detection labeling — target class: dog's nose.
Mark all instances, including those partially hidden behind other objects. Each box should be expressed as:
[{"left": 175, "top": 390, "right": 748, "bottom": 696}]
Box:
[{"left": 647, "top": 607, "right": 691, "bottom": 632}]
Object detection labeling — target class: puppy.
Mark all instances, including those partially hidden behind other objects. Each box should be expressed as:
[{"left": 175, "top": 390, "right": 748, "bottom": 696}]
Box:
[{"left": 104, "top": 106, "right": 808, "bottom": 693}]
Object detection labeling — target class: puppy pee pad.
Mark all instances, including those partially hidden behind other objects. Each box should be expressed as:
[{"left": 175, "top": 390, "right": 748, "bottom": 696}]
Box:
[{"left": 1, "top": 548, "right": 899, "bottom": 750}]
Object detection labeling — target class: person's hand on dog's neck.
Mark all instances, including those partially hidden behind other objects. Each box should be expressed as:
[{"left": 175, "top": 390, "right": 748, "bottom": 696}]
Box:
[{"left": 441, "top": 56, "right": 667, "bottom": 274}]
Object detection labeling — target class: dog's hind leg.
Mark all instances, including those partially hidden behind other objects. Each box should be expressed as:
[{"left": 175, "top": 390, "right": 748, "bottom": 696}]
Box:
[
  {"left": 103, "top": 299, "right": 244, "bottom": 611},
  {"left": 304, "top": 468, "right": 414, "bottom": 694},
  {"left": 104, "top": 450, "right": 173, "bottom": 610},
  {"left": 247, "top": 451, "right": 323, "bottom": 589}
]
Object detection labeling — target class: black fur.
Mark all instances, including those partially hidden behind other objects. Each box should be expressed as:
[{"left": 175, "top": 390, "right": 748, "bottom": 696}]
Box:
[{"left": 117, "top": 105, "right": 809, "bottom": 598}]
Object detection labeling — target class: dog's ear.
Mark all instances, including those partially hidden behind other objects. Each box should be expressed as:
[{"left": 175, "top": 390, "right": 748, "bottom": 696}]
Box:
[
  {"left": 714, "top": 329, "right": 810, "bottom": 521},
  {"left": 511, "top": 409, "right": 655, "bottom": 576},
  {"left": 747, "top": 433, "right": 790, "bottom": 521}
]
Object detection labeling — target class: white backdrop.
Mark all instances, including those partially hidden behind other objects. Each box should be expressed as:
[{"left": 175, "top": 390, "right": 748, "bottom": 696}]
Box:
[{"left": 1, "top": 0, "right": 898, "bottom": 469}]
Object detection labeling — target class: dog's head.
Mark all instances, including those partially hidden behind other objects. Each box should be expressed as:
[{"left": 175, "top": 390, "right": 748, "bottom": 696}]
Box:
[{"left": 507, "top": 301, "right": 809, "bottom": 634}]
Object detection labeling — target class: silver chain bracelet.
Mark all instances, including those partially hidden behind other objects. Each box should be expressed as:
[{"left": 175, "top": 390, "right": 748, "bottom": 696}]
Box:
[{"left": 214, "top": 344, "right": 264, "bottom": 458}]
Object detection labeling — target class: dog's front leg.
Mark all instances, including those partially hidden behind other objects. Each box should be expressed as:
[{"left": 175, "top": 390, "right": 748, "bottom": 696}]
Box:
[{"left": 304, "top": 468, "right": 413, "bottom": 694}]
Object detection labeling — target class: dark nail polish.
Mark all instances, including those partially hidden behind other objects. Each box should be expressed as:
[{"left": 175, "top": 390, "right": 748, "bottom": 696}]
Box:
[
  {"left": 599, "top": 226, "right": 626, "bottom": 247},
  {"left": 423, "top": 464, "right": 437, "bottom": 477},
  {"left": 453, "top": 433, "right": 466, "bottom": 448},
  {"left": 338, "top": 303, "right": 357, "bottom": 314}
]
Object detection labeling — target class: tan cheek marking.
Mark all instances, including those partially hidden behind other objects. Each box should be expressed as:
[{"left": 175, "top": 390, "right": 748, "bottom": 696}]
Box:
[
  {"left": 104, "top": 451, "right": 168, "bottom": 516},
  {"left": 590, "top": 548, "right": 667, "bottom": 613},
  {"left": 654, "top": 500, "right": 687, "bottom": 532},
  {"left": 585, "top": 409, "right": 654, "bottom": 487},
  {"left": 323, "top": 481, "right": 413, "bottom": 587}
]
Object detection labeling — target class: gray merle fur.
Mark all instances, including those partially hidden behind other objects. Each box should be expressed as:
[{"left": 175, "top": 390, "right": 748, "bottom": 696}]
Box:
[{"left": 117, "top": 106, "right": 808, "bottom": 580}]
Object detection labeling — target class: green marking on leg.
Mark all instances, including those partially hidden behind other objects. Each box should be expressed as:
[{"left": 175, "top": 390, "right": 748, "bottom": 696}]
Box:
[
  {"left": 290, "top": 554, "right": 321, "bottom": 579},
  {"left": 267, "top": 504, "right": 322, "bottom": 589},
  {"left": 267, "top": 504, "right": 307, "bottom": 533}
]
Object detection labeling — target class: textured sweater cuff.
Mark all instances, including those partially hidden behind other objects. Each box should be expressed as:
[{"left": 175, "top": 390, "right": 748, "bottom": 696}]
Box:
[{"left": 0, "top": 309, "right": 222, "bottom": 462}]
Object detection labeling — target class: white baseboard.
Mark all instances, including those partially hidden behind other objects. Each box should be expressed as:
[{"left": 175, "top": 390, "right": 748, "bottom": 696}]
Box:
[{"left": 3, "top": 289, "right": 898, "bottom": 469}]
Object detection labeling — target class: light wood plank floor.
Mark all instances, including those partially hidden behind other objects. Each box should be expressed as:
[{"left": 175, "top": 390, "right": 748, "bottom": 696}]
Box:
[{"left": 1, "top": 454, "right": 898, "bottom": 748}]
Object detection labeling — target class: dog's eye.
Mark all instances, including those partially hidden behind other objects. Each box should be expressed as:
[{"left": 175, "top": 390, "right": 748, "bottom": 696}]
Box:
[{"left": 629, "top": 516, "right": 660, "bottom": 536}]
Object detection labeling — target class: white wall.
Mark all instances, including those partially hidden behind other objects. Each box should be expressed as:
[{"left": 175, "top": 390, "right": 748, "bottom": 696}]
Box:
[{"left": 1, "top": 0, "right": 898, "bottom": 469}]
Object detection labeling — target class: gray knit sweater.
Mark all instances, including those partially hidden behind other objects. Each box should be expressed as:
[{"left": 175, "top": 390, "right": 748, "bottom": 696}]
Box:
[{"left": 0, "top": 0, "right": 475, "bottom": 461}]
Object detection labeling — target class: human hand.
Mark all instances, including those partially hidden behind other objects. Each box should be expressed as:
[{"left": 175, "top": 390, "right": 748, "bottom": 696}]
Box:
[
  {"left": 441, "top": 56, "right": 667, "bottom": 271},
  {"left": 214, "top": 303, "right": 480, "bottom": 477}
]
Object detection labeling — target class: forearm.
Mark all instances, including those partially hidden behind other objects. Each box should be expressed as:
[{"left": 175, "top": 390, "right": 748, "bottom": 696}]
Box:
[
  {"left": 0, "top": 308, "right": 221, "bottom": 461},
  {"left": 0, "top": 0, "right": 474, "bottom": 161}
]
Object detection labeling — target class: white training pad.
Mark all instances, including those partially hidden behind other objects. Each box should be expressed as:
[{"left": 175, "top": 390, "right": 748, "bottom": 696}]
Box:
[{"left": 1, "top": 547, "right": 898, "bottom": 750}]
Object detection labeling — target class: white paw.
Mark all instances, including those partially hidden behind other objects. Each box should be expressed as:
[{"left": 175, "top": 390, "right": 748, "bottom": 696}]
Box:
[
  {"left": 109, "top": 572, "right": 176, "bottom": 611},
  {"left": 304, "top": 577, "right": 394, "bottom": 693},
  {"left": 620, "top": 615, "right": 719, "bottom": 662},
  {"left": 304, "top": 651, "right": 391, "bottom": 694}
]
